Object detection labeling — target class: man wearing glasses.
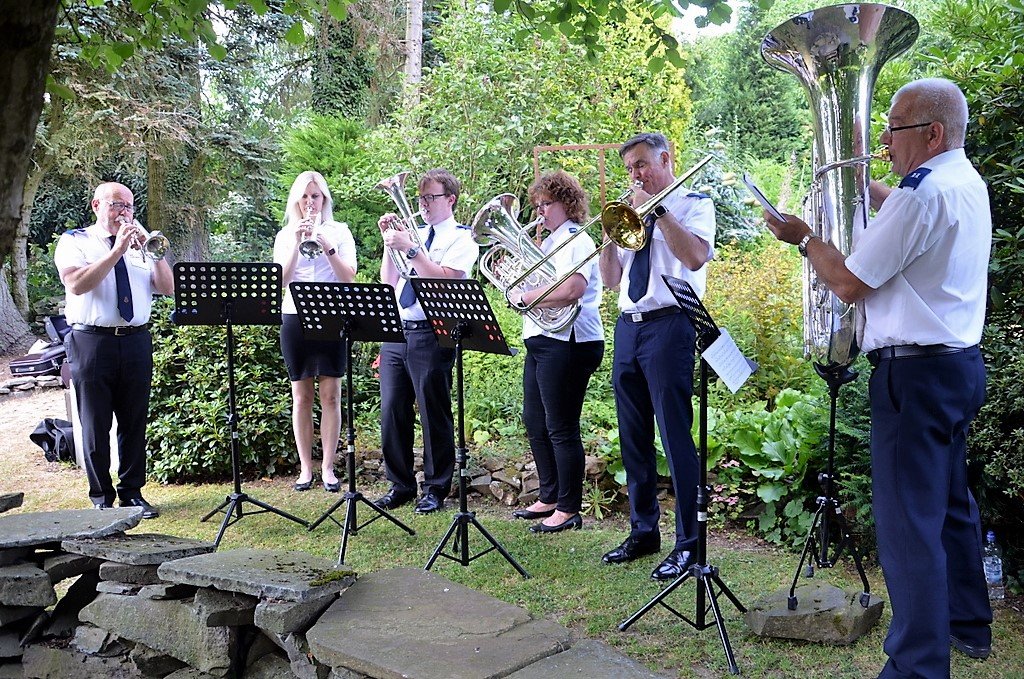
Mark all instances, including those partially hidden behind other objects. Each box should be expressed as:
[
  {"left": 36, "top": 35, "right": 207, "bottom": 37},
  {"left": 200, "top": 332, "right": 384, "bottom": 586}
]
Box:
[
  {"left": 764, "top": 78, "right": 993, "bottom": 678},
  {"left": 375, "top": 169, "right": 479, "bottom": 514},
  {"left": 54, "top": 182, "right": 174, "bottom": 519}
]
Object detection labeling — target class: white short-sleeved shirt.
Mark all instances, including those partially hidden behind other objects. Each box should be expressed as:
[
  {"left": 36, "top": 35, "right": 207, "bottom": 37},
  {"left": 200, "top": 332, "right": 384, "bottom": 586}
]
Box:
[
  {"left": 395, "top": 216, "right": 480, "bottom": 322},
  {"left": 54, "top": 224, "right": 157, "bottom": 326},
  {"left": 615, "top": 189, "right": 716, "bottom": 312},
  {"left": 273, "top": 219, "right": 358, "bottom": 314},
  {"left": 845, "top": 149, "right": 991, "bottom": 352},
  {"left": 522, "top": 220, "right": 603, "bottom": 342}
]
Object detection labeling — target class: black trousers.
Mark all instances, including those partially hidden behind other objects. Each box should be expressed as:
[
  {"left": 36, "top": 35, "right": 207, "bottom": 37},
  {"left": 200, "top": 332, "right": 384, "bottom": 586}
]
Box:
[
  {"left": 871, "top": 348, "right": 992, "bottom": 678},
  {"left": 522, "top": 334, "right": 604, "bottom": 513},
  {"left": 65, "top": 328, "right": 153, "bottom": 505},
  {"left": 379, "top": 327, "right": 456, "bottom": 496}
]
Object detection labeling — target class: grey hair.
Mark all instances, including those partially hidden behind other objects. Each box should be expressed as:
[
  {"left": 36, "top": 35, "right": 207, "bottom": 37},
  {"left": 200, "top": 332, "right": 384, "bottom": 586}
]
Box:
[
  {"left": 893, "top": 78, "right": 968, "bottom": 149},
  {"left": 619, "top": 132, "right": 671, "bottom": 159}
]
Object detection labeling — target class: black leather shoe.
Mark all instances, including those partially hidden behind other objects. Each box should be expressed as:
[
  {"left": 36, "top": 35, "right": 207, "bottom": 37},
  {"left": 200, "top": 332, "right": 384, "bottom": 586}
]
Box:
[
  {"left": 375, "top": 487, "right": 415, "bottom": 510},
  {"left": 414, "top": 493, "right": 444, "bottom": 514},
  {"left": 120, "top": 497, "right": 159, "bottom": 520},
  {"left": 294, "top": 480, "right": 313, "bottom": 492},
  {"left": 93, "top": 502, "right": 113, "bottom": 509},
  {"left": 323, "top": 480, "right": 341, "bottom": 493},
  {"left": 651, "top": 548, "right": 694, "bottom": 581},
  {"left": 512, "top": 507, "right": 556, "bottom": 520},
  {"left": 530, "top": 514, "right": 582, "bottom": 533},
  {"left": 951, "top": 635, "right": 991, "bottom": 660},
  {"left": 602, "top": 534, "right": 661, "bottom": 564}
]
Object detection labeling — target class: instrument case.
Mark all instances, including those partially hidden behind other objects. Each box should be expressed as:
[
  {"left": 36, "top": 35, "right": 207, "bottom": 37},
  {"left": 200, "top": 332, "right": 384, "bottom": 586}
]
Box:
[{"left": 10, "top": 343, "right": 66, "bottom": 377}]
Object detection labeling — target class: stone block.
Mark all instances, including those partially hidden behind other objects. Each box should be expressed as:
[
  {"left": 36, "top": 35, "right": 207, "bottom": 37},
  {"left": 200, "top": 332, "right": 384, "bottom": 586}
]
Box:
[
  {"left": 254, "top": 591, "right": 338, "bottom": 635},
  {"left": 269, "top": 632, "right": 331, "bottom": 679},
  {"left": 193, "top": 588, "right": 257, "bottom": 627},
  {"left": 42, "top": 553, "right": 102, "bottom": 583},
  {"left": 507, "top": 639, "right": 672, "bottom": 678},
  {"left": 0, "top": 547, "right": 32, "bottom": 566},
  {"left": 246, "top": 652, "right": 294, "bottom": 679},
  {"left": 44, "top": 569, "right": 100, "bottom": 639},
  {"left": 307, "top": 568, "right": 571, "bottom": 679},
  {"left": 72, "top": 623, "right": 127, "bottom": 657},
  {"left": 158, "top": 549, "right": 355, "bottom": 603},
  {"left": 0, "top": 564, "right": 56, "bottom": 607},
  {"left": 0, "top": 494, "right": 23, "bottom": 515},
  {"left": 96, "top": 581, "right": 142, "bottom": 595},
  {"left": 63, "top": 533, "right": 215, "bottom": 566},
  {"left": 744, "top": 583, "right": 884, "bottom": 644},
  {"left": 80, "top": 594, "right": 235, "bottom": 676},
  {"left": 0, "top": 604, "right": 39, "bottom": 626},
  {"left": 0, "top": 509, "right": 142, "bottom": 551},
  {"left": 21, "top": 643, "right": 141, "bottom": 678},
  {"left": 129, "top": 642, "right": 188, "bottom": 676},
  {"left": 0, "top": 631, "right": 23, "bottom": 659},
  {"left": 99, "top": 562, "right": 161, "bottom": 585},
  {"left": 138, "top": 582, "right": 198, "bottom": 600}
]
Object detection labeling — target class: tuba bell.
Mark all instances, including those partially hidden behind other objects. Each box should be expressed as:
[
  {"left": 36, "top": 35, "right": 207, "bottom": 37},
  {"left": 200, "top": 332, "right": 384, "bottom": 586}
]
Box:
[
  {"left": 374, "top": 171, "right": 427, "bottom": 278},
  {"left": 762, "top": 3, "right": 919, "bottom": 367}
]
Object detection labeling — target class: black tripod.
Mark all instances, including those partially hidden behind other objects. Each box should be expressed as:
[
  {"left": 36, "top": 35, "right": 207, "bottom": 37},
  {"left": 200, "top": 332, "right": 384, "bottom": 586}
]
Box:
[
  {"left": 787, "top": 362, "right": 871, "bottom": 610},
  {"left": 410, "top": 278, "right": 529, "bottom": 578},
  {"left": 173, "top": 262, "right": 309, "bottom": 547},
  {"left": 618, "top": 276, "right": 747, "bottom": 675},
  {"left": 290, "top": 282, "right": 416, "bottom": 565}
]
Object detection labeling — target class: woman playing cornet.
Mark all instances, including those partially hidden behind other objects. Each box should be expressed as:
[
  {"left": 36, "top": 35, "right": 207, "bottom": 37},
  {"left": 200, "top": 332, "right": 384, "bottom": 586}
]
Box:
[{"left": 273, "top": 171, "right": 357, "bottom": 492}]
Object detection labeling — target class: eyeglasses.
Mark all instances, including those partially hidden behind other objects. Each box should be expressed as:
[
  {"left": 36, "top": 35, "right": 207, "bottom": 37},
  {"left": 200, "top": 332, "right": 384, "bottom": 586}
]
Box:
[
  {"left": 534, "top": 200, "right": 556, "bottom": 211},
  {"left": 417, "top": 193, "right": 449, "bottom": 204},
  {"left": 106, "top": 201, "right": 135, "bottom": 212},
  {"left": 883, "top": 121, "right": 933, "bottom": 135}
]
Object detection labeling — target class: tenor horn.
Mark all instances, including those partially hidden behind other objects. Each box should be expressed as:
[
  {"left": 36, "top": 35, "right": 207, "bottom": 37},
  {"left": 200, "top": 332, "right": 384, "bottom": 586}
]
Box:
[
  {"left": 374, "top": 171, "right": 427, "bottom": 278},
  {"left": 761, "top": 3, "right": 919, "bottom": 367}
]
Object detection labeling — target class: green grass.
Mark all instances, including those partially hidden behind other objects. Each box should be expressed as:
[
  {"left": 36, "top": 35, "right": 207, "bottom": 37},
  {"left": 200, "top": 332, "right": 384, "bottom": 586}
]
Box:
[{"left": 12, "top": 468, "right": 1023, "bottom": 679}]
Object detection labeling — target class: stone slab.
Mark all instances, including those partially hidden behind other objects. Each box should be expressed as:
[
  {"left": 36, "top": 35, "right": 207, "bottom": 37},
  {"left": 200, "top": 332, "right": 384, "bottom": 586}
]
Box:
[
  {"left": 129, "top": 643, "right": 188, "bottom": 676},
  {"left": 0, "top": 546, "right": 32, "bottom": 566},
  {"left": 0, "top": 494, "right": 23, "bottom": 514},
  {"left": 744, "top": 583, "right": 885, "bottom": 644},
  {"left": 0, "top": 509, "right": 142, "bottom": 550},
  {"left": 21, "top": 643, "right": 141, "bottom": 678},
  {"left": 0, "top": 603, "right": 40, "bottom": 626},
  {"left": 158, "top": 548, "right": 355, "bottom": 603},
  {"left": 0, "top": 563, "right": 56, "bottom": 607},
  {"left": 99, "top": 562, "right": 161, "bottom": 584},
  {"left": 42, "top": 552, "right": 102, "bottom": 583},
  {"left": 0, "top": 630, "right": 24, "bottom": 659},
  {"left": 254, "top": 590, "right": 338, "bottom": 635},
  {"left": 80, "top": 593, "right": 234, "bottom": 676},
  {"left": 138, "top": 582, "right": 198, "bottom": 600},
  {"left": 507, "top": 640, "right": 672, "bottom": 678},
  {"left": 193, "top": 588, "right": 257, "bottom": 627},
  {"left": 96, "top": 581, "right": 142, "bottom": 595},
  {"left": 307, "top": 568, "right": 571, "bottom": 679},
  {"left": 62, "top": 533, "right": 215, "bottom": 565}
]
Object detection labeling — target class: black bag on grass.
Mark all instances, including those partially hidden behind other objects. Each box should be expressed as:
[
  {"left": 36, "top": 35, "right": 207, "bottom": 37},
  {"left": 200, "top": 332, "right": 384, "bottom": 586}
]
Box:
[{"left": 30, "top": 418, "right": 75, "bottom": 463}]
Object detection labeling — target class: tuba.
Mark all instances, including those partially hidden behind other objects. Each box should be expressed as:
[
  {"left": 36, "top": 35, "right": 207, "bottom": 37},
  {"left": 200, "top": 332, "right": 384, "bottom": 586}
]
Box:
[
  {"left": 374, "top": 171, "right": 427, "bottom": 278},
  {"left": 472, "top": 193, "right": 581, "bottom": 333},
  {"left": 762, "top": 3, "right": 918, "bottom": 367}
]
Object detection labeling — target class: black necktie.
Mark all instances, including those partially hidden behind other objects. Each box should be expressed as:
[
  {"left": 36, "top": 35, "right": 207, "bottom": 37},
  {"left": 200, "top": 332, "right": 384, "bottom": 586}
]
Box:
[
  {"left": 108, "top": 236, "right": 134, "bottom": 322},
  {"left": 400, "top": 226, "right": 436, "bottom": 308},
  {"left": 627, "top": 216, "right": 657, "bottom": 303}
]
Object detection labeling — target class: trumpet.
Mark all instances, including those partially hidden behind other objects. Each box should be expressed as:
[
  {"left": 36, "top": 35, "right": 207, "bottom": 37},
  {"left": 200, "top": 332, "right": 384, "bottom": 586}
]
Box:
[
  {"left": 374, "top": 171, "right": 427, "bottom": 278},
  {"left": 117, "top": 217, "right": 169, "bottom": 262},
  {"left": 298, "top": 207, "right": 323, "bottom": 260}
]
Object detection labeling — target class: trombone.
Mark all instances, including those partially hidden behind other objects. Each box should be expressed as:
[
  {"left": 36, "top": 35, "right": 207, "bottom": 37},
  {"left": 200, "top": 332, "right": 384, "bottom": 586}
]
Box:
[{"left": 508, "top": 153, "right": 714, "bottom": 314}]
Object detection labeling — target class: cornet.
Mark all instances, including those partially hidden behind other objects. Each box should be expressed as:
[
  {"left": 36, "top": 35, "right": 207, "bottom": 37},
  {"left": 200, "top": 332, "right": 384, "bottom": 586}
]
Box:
[
  {"left": 117, "top": 217, "right": 169, "bottom": 262},
  {"left": 298, "top": 207, "right": 323, "bottom": 260}
]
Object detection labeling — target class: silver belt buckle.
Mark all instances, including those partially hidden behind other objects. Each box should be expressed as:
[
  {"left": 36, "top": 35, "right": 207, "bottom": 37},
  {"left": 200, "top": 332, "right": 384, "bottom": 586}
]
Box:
[
  {"left": 630, "top": 312, "right": 644, "bottom": 322},
  {"left": 114, "top": 326, "right": 129, "bottom": 336}
]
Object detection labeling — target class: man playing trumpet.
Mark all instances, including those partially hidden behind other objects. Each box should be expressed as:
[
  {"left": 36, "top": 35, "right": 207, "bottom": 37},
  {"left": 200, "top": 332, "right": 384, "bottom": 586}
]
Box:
[
  {"left": 54, "top": 182, "right": 174, "bottom": 519},
  {"left": 375, "top": 169, "right": 479, "bottom": 514}
]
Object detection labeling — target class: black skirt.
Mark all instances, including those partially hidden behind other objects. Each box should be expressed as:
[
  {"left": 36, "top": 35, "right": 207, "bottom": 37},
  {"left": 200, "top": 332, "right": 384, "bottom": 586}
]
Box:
[{"left": 280, "top": 314, "right": 346, "bottom": 381}]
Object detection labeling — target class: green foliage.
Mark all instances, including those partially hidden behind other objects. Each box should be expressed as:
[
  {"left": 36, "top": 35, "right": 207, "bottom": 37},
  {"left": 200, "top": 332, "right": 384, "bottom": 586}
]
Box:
[
  {"left": 25, "top": 236, "right": 65, "bottom": 314},
  {"left": 310, "top": 17, "right": 372, "bottom": 118}
]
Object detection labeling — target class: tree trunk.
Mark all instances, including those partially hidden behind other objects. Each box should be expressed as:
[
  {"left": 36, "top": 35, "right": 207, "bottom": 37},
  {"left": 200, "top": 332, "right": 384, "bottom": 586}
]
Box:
[
  {"left": 404, "top": 0, "right": 422, "bottom": 105},
  {"left": 0, "top": 1, "right": 60, "bottom": 264},
  {"left": 11, "top": 168, "right": 46, "bottom": 321},
  {"left": 0, "top": 271, "right": 31, "bottom": 352}
]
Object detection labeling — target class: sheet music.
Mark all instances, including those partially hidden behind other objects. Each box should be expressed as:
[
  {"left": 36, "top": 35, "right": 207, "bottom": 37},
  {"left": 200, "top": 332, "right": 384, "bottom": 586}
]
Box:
[
  {"left": 742, "top": 173, "right": 787, "bottom": 222},
  {"left": 701, "top": 328, "right": 753, "bottom": 393}
]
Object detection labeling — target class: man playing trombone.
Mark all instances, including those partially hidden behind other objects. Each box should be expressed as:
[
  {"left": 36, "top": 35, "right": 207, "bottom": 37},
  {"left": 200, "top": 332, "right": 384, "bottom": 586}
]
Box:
[
  {"left": 598, "top": 133, "right": 716, "bottom": 580},
  {"left": 375, "top": 169, "right": 480, "bottom": 514}
]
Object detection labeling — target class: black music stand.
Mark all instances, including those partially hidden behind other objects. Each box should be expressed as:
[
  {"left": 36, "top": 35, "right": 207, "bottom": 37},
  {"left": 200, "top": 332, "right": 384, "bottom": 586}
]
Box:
[
  {"left": 173, "top": 262, "right": 309, "bottom": 547},
  {"left": 618, "top": 276, "right": 746, "bottom": 676},
  {"left": 289, "top": 281, "right": 416, "bottom": 565},
  {"left": 410, "top": 277, "right": 530, "bottom": 578}
]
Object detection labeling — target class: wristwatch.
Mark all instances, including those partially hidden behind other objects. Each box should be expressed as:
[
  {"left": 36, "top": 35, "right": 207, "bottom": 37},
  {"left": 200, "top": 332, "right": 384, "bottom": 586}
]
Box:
[
  {"left": 406, "top": 246, "right": 420, "bottom": 260},
  {"left": 797, "top": 233, "right": 815, "bottom": 257},
  {"left": 652, "top": 204, "right": 669, "bottom": 220},
  {"left": 326, "top": 247, "right": 336, "bottom": 257}
]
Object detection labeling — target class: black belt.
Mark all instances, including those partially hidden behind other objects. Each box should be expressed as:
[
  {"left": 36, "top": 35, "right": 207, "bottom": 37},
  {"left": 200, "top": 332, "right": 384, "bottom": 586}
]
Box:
[
  {"left": 71, "top": 323, "right": 149, "bottom": 336},
  {"left": 621, "top": 306, "right": 681, "bottom": 323},
  {"left": 866, "top": 344, "right": 975, "bottom": 367},
  {"left": 403, "top": 320, "right": 432, "bottom": 331}
]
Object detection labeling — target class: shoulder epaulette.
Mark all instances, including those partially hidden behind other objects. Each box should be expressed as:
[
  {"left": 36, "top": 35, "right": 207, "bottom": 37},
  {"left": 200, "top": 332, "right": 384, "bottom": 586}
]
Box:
[
  {"left": 686, "top": 192, "right": 711, "bottom": 199},
  {"left": 66, "top": 228, "right": 87, "bottom": 236},
  {"left": 568, "top": 227, "right": 578, "bottom": 234},
  {"left": 898, "top": 168, "right": 932, "bottom": 190},
  {"left": 456, "top": 223, "right": 470, "bottom": 230}
]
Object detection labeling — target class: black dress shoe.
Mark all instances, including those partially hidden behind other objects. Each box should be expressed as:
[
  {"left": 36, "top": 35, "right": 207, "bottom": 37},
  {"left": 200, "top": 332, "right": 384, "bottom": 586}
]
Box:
[
  {"left": 294, "top": 480, "right": 313, "bottom": 492},
  {"left": 951, "top": 634, "right": 991, "bottom": 660},
  {"left": 602, "top": 534, "right": 661, "bottom": 564},
  {"left": 512, "top": 507, "right": 556, "bottom": 520},
  {"left": 120, "top": 497, "right": 159, "bottom": 520},
  {"left": 530, "top": 514, "right": 583, "bottom": 533},
  {"left": 375, "top": 487, "right": 415, "bottom": 510},
  {"left": 651, "top": 548, "right": 694, "bottom": 581},
  {"left": 323, "top": 480, "right": 341, "bottom": 493},
  {"left": 414, "top": 493, "right": 444, "bottom": 514}
]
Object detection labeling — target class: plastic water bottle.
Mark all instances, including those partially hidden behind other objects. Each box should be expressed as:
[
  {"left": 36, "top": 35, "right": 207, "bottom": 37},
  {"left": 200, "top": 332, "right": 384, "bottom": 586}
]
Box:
[{"left": 983, "top": 530, "right": 1005, "bottom": 601}]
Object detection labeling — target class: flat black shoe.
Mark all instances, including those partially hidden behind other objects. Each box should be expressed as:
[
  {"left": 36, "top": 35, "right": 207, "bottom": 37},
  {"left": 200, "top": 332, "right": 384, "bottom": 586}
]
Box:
[
  {"left": 512, "top": 507, "right": 556, "bottom": 520},
  {"left": 651, "top": 548, "right": 694, "bottom": 581},
  {"left": 602, "top": 534, "right": 661, "bottom": 564},
  {"left": 414, "top": 493, "right": 444, "bottom": 514},
  {"left": 375, "top": 487, "right": 415, "bottom": 510},
  {"left": 323, "top": 480, "right": 341, "bottom": 493},
  {"left": 120, "top": 497, "right": 159, "bottom": 520},
  {"left": 530, "top": 514, "right": 583, "bottom": 533},
  {"left": 293, "top": 480, "right": 313, "bottom": 492},
  {"left": 951, "top": 635, "right": 991, "bottom": 660}
]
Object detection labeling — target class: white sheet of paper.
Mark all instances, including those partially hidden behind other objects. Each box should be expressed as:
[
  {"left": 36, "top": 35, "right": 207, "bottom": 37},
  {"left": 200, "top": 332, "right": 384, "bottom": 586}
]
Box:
[
  {"left": 742, "top": 173, "right": 787, "bottom": 222},
  {"left": 701, "top": 328, "right": 753, "bottom": 393}
]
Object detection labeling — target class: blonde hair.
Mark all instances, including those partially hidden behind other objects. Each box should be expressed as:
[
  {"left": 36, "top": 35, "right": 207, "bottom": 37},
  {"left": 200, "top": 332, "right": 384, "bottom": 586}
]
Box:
[{"left": 285, "top": 171, "right": 336, "bottom": 225}]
